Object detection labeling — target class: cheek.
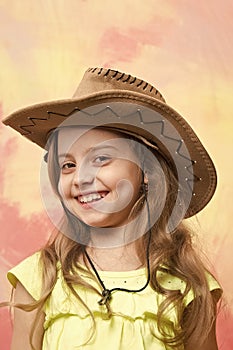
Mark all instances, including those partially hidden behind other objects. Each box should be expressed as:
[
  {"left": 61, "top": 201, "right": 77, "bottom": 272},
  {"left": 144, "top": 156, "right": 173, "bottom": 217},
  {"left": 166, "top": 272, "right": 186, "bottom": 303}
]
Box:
[
  {"left": 58, "top": 176, "right": 70, "bottom": 198},
  {"left": 97, "top": 162, "right": 142, "bottom": 194},
  {"left": 57, "top": 179, "right": 64, "bottom": 198},
  {"left": 127, "top": 165, "right": 142, "bottom": 189},
  {"left": 114, "top": 168, "right": 142, "bottom": 197}
]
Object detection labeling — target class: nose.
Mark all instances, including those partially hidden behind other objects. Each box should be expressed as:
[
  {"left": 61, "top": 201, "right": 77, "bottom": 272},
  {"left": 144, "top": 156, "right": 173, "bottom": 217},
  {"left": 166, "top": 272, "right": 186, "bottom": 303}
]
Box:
[{"left": 72, "top": 162, "right": 96, "bottom": 187}]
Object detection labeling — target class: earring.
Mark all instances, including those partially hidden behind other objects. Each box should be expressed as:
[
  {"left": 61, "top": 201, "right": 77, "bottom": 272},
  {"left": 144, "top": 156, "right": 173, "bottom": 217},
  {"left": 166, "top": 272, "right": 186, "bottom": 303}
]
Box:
[{"left": 142, "top": 182, "right": 148, "bottom": 194}]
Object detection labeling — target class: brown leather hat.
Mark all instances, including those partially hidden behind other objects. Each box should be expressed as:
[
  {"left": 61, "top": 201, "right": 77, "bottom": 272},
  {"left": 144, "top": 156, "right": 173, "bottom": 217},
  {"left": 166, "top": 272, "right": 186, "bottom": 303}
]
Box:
[{"left": 2, "top": 67, "right": 217, "bottom": 218}]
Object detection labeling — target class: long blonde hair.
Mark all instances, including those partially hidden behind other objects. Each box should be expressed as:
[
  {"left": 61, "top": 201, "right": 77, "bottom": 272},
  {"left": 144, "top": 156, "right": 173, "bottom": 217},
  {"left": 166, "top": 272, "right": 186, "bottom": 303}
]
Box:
[{"left": 3, "top": 128, "right": 220, "bottom": 349}]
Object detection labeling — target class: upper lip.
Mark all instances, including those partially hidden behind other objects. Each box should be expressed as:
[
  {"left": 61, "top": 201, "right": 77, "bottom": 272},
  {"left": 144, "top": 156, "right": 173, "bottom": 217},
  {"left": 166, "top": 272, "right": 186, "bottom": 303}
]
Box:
[{"left": 74, "top": 190, "right": 108, "bottom": 198}]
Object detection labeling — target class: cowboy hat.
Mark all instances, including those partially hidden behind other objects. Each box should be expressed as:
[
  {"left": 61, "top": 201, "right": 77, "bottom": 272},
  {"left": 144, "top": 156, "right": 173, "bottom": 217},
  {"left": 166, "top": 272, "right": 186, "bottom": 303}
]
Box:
[{"left": 2, "top": 67, "right": 217, "bottom": 218}]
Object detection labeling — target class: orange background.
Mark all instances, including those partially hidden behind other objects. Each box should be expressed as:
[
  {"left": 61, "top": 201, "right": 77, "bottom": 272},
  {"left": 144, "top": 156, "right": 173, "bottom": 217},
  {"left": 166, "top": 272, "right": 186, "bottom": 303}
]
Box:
[{"left": 0, "top": 1, "right": 232, "bottom": 349}]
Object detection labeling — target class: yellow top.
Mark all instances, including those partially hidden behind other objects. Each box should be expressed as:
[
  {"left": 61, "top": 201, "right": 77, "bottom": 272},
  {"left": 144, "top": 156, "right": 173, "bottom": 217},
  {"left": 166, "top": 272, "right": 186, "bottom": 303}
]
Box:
[{"left": 7, "top": 252, "right": 221, "bottom": 350}]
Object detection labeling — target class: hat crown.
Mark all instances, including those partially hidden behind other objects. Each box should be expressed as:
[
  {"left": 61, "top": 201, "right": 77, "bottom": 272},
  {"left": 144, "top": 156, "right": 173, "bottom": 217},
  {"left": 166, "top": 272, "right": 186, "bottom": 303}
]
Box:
[{"left": 73, "top": 67, "right": 166, "bottom": 103}]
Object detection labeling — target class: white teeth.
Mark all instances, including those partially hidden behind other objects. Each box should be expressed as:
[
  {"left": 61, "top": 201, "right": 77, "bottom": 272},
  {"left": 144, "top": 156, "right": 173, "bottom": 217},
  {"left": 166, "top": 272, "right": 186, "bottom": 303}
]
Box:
[{"left": 79, "top": 193, "right": 102, "bottom": 203}]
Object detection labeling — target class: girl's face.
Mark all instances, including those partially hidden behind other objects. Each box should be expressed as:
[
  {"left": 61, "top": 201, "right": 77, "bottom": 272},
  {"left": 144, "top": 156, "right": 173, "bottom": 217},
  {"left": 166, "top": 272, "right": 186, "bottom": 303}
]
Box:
[{"left": 57, "top": 127, "right": 143, "bottom": 228}]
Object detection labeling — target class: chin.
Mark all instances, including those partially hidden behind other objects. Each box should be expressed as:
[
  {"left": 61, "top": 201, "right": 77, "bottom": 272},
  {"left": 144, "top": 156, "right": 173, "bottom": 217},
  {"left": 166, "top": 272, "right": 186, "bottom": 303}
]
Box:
[
  {"left": 80, "top": 218, "right": 126, "bottom": 229},
  {"left": 78, "top": 216, "right": 111, "bottom": 228},
  {"left": 71, "top": 210, "right": 130, "bottom": 228}
]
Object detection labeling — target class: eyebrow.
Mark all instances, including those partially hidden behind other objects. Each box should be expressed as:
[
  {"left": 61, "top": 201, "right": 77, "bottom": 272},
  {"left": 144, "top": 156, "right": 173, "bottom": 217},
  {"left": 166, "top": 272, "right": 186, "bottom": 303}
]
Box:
[{"left": 58, "top": 145, "right": 119, "bottom": 159}]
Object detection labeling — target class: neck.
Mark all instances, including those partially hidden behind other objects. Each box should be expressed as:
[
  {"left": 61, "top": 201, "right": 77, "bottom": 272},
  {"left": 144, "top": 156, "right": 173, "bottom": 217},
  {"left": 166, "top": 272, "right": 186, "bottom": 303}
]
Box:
[
  {"left": 85, "top": 240, "right": 144, "bottom": 271},
  {"left": 89, "top": 225, "right": 127, "bottom": 248},
  {"left": 88, "top": 215, "right": 148, "bottom": 249},
  {"left": 84, "top": 209, "right": 149, "bottom": 271}
]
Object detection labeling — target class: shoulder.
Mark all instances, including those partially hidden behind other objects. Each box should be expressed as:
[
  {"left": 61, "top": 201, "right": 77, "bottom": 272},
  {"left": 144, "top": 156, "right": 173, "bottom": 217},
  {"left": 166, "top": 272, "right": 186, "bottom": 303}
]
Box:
[
  {"left": 7, "top": 251, "right": 43, "bottom": 300},
  {"left": 156, "top": 267, "right": 222, "bottom": 306}
]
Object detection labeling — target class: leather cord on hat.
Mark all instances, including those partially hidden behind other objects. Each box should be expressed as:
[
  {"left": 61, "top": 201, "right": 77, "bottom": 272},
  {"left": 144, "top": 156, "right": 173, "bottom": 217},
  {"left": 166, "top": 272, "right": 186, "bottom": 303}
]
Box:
[{"left": 84, "top": 187, "right": 152, "bottom": 306}]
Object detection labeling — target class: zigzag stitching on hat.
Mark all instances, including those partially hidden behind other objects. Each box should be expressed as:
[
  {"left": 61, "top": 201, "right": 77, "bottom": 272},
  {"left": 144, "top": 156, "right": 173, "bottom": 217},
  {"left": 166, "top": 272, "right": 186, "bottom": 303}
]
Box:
[
  {"left": 20, "top": 117, "right": 50, "bottom": 135},
  {"left": 47, "top": 107, "right": 92, "bottom": 118},
  {"left": 19, "top": 108, "right": 93, "bottom": 135},
  {"left": 182, "top": 160, "right": 199, "bottom": 179},
  {"left": 106, "top": 106, "right": 199, "bottom": 186},
  {"left": 135, "top": 109, "right": 198, "bottom": 181},
  {"left": 20, "top": 105, "right": 199, "bottom": 188},
  {"left": 94, "top": 106, "right": 199, "bottom": 185},
  {"left": 175, "top": 140, "right": 196, "bottom": 165},
  {"left": 186, "top": 178, "right": 195, "bottom": 193},
  {"left": 93, "top": 105, "right": 121, "bottom": 118}
]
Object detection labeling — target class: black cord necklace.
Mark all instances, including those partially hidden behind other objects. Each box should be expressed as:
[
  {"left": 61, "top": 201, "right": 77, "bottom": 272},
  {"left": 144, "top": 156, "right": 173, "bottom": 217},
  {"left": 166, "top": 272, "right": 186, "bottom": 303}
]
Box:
[{"left": 84, "top": 196, "right": 152, "bottom": 305}]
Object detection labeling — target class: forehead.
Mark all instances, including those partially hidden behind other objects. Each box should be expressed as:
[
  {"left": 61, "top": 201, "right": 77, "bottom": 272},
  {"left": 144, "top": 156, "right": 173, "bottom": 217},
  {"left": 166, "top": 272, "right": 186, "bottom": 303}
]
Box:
[{"left": 57, "top": 127, "right": 134, "bottom": 156}]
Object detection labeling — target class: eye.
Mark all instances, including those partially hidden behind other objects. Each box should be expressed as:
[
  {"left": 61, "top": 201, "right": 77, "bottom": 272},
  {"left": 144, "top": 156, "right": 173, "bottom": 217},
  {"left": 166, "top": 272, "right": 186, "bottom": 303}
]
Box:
[
  {"left": 61, "top": 162, "right": 76, "bottom": 173},
  {"left": 93, "top": 155, "right": 112, "bottom": 165}
]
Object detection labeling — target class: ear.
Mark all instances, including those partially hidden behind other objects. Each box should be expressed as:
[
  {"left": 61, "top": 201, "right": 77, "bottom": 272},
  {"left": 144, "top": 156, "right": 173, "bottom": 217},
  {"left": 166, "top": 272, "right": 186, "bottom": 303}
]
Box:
[{"left": 143, "top": 172, "right": 148, "bottom": 184}]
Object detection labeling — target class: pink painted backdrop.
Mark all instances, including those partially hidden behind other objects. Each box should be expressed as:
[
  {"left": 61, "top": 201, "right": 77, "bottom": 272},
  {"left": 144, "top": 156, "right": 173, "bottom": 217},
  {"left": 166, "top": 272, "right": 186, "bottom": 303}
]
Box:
[{"left": 0, "top": 1, "right": 232, "bottom": 349}]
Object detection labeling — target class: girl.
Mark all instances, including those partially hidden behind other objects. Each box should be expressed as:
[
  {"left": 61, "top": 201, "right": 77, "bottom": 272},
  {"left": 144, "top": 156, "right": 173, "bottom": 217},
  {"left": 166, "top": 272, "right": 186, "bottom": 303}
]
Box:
[{"left": 2, "top": 67, "right": 222, "bottom": 349}]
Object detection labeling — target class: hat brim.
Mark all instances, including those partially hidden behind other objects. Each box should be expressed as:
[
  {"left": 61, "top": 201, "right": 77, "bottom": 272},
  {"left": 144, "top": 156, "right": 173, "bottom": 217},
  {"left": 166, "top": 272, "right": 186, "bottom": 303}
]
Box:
[{"left": 3, "top": 90, "right": 217, "bottom": 218}]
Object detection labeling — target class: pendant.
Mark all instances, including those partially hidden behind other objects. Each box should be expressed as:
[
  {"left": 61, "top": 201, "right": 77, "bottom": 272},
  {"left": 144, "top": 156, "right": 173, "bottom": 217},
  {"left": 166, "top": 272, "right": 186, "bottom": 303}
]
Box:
[{"left": 98, "top": 289, "right": 112, "bottom": 305}]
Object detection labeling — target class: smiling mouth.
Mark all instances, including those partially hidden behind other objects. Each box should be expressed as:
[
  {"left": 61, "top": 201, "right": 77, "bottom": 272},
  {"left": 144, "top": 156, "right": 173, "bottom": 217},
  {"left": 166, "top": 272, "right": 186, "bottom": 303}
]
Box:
[{"left": 77, "top": 192, "right": 108, "bottom": 204}]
